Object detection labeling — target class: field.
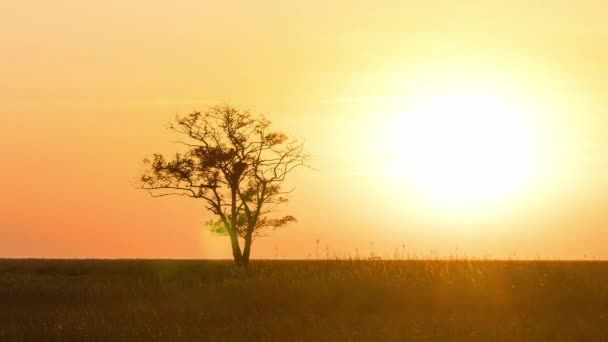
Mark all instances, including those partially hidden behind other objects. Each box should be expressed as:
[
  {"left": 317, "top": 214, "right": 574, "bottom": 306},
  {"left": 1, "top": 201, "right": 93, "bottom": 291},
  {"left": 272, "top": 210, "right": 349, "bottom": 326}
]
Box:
[{"left": 1, "top": 259, "right": 608, "bottom": 341}]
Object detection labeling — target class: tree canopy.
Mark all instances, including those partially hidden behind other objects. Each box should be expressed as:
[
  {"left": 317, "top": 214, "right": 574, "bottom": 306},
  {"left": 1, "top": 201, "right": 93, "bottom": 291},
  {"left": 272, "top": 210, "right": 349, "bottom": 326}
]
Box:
[{"left": 140, "top": 105, "right": 310, "bottom": 265}]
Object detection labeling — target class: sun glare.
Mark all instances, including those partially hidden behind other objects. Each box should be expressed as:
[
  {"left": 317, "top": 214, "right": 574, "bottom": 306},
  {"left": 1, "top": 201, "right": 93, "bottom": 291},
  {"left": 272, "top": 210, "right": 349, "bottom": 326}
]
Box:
[{"left": 386, "top": 85, "right": 542, "bottom": 208}]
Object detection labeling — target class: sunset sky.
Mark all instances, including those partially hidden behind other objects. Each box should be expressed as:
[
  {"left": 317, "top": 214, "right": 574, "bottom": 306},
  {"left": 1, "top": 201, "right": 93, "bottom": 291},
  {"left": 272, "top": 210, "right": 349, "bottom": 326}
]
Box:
[{"left": 2, "top": 1, "right": 608, "bottom": 259}]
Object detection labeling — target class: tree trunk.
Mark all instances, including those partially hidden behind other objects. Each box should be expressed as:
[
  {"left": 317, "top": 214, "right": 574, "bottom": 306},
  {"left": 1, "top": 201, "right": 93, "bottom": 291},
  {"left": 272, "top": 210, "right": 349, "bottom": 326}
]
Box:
[
  {"left": 242, "top": 235, "right": 253, "bottom": 267},
  {"left": 228, "top": 184, "right": 243, "bottom": 266},
  {"left": 229, "top": 232, "right": 244, "bottom": 265}
]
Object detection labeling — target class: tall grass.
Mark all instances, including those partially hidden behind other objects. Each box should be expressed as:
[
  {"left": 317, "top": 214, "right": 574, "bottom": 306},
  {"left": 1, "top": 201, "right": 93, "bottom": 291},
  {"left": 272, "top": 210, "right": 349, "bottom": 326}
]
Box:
[{"left": 1, "top": 259, "right": 607, "bottom": 341}]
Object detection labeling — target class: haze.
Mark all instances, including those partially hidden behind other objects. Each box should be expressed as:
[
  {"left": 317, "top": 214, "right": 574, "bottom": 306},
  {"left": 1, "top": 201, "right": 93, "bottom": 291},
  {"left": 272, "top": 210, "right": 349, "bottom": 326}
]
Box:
[{"left": 2, "top": 1, "right": 608, "bottom": 259}]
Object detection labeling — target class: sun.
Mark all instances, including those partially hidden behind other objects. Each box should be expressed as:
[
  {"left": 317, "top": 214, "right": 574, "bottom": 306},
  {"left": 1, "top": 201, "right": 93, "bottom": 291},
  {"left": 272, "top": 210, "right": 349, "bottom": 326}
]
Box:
[{"left": 388, "top": 85, "right": 540, "bottom": 208}]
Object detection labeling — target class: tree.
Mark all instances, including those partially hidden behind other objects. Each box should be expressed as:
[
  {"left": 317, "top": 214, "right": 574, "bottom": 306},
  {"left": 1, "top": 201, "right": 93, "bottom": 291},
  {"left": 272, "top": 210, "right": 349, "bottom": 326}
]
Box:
[{"left": 139, "top": 105, "right": 310, "bottom": 266}]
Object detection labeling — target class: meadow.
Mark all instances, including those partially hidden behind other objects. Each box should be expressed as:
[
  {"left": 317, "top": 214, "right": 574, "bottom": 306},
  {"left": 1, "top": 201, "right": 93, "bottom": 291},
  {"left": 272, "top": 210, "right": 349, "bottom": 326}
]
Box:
[{"left": 1, "top": 259, "right": 608, "bottom": 341}]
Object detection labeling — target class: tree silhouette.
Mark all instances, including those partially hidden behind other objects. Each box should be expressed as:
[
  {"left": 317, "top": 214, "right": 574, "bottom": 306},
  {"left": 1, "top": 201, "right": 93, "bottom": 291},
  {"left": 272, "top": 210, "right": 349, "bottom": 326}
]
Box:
[{"left": 139, "top": 105, "right": 310, "bottom": 266}]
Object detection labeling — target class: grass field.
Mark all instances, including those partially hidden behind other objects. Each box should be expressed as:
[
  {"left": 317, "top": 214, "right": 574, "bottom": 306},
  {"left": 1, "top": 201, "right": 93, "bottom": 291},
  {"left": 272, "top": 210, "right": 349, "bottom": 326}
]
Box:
[{"left": 1, "top": 259, "right": 608, "bottom": 341}]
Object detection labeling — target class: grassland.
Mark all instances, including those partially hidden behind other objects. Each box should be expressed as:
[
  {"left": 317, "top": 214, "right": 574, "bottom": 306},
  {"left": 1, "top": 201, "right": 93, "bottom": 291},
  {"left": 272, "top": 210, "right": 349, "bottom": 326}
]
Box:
[{"left": 1, "top": 259, "right": 608, "bottom": 341}]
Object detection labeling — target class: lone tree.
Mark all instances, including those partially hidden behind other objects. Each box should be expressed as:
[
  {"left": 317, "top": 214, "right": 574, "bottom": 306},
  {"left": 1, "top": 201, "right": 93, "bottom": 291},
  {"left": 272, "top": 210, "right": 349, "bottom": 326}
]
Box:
[{"left": 140, "top": 105, "right": 310, "bottom": 266}]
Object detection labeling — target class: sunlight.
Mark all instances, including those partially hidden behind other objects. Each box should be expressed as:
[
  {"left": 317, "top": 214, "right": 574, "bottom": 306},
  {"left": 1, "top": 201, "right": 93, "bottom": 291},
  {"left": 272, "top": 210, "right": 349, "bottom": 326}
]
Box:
[{"left": 386, "top": 84, "right": 543, "bottom": 208}]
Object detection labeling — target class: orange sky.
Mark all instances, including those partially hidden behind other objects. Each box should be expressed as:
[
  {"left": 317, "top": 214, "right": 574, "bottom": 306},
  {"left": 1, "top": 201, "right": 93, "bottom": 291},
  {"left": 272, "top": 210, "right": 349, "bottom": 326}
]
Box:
[{"left": 2, "top": 1, "right": 608, "bottom": 259}]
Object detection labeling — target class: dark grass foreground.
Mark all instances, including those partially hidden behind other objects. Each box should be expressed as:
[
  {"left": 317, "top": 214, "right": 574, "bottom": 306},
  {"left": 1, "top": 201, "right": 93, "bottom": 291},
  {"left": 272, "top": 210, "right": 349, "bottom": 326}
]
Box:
[{"left": 1, "top": 260, "right": 608, "bottom": 341}]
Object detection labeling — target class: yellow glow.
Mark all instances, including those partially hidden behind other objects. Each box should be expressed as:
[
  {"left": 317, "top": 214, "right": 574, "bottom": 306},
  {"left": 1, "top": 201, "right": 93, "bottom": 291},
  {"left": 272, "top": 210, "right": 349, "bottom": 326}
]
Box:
[
  {"left": 384, "top": 84, "right": 544, "bottom": 209},
  {"left": 3, "top": 0, "right": 608, "bottom": 259}
]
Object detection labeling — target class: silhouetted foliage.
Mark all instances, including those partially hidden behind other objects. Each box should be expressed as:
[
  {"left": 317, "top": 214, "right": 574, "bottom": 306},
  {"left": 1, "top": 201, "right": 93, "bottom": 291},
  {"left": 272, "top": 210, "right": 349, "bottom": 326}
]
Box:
[{"left": 140, "top": 105, "right": 310, "bottom": 266}]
